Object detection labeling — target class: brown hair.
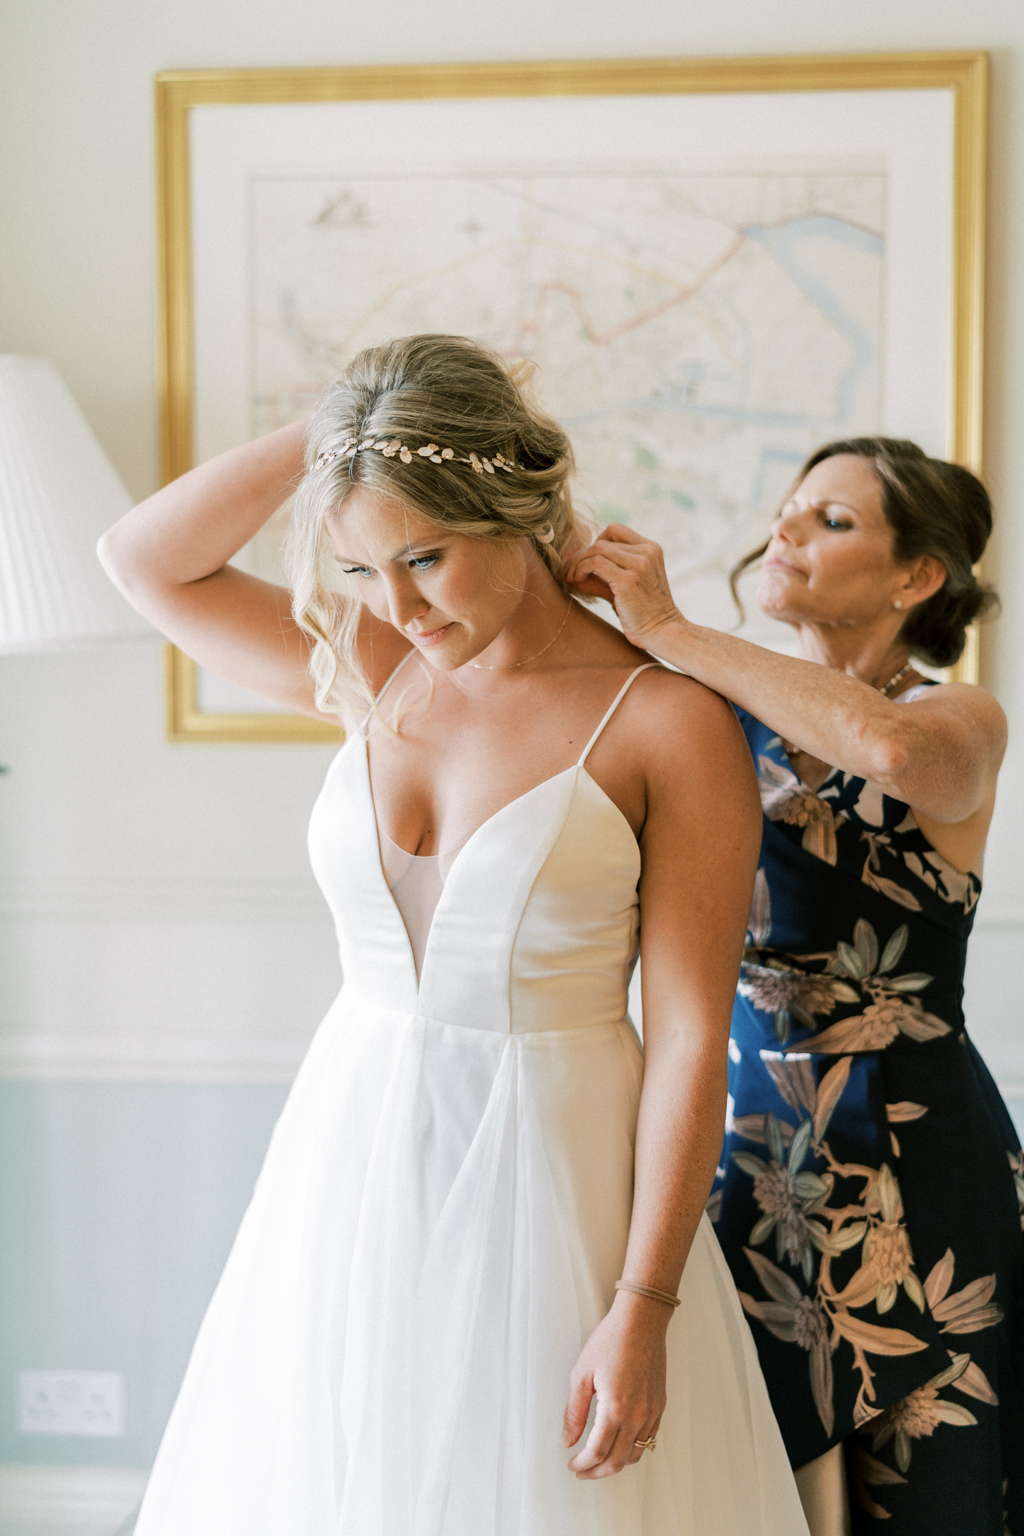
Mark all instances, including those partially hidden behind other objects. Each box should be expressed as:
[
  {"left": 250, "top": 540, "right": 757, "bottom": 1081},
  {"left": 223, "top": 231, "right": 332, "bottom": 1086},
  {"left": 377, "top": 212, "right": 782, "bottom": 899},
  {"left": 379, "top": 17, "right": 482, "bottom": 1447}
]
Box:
[
  {"left": 730, "top": 437, "right": 998, "bottom": 667},
  {"left": 285, "top": 334, "right": 592, "bottom": 718}
]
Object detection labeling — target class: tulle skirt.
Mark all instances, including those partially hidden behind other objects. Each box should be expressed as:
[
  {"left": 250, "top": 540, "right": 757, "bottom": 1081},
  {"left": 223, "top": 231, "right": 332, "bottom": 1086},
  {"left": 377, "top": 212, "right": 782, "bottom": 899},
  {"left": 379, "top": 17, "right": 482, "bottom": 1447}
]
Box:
[{"left": 134, "top": 992, "right": 808, "bottom": 1535}]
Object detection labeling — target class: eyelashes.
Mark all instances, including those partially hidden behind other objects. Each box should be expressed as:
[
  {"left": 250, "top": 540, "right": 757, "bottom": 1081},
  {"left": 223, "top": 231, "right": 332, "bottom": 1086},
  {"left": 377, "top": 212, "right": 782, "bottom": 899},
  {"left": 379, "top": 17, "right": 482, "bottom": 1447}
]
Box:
[
  {"left": 339, "top": 553, "right": 442, "bottom": 578},
  {"left": 777, "top": 501, "right": 857, "bottom": 530}
]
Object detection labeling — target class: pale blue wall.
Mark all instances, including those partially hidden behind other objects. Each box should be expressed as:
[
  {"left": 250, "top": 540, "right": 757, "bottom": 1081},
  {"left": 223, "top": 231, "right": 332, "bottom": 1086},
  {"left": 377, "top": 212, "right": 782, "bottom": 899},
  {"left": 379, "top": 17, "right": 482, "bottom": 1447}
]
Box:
[{"left": 0, "top": 1083, "right": 286, "bottom": 1468}]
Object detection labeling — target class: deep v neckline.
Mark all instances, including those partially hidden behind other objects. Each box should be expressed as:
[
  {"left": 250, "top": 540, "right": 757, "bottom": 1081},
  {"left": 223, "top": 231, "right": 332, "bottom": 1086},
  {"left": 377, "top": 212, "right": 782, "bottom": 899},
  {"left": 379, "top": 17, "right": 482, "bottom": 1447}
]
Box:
[
  {"left": 362, "top": 741, "right": 633, "bottom": 896},
  {"left": 366, "top": 743, "right": 575, "bottom": 865},
  {"left": 361, "top": 741, "right": 571, "bottom": 994},
  {"left": 360, "top": 745, "right": 642, "bottom": 997},
  {"left": 359, "top": 662, "right": 658, "bottom": 989}
]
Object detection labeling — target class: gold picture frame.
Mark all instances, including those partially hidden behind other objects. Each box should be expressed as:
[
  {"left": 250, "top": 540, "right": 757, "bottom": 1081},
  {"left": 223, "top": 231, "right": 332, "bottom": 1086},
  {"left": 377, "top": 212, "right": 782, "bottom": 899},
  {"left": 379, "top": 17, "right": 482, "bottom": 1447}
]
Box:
[{"left": 156, "top": 50, "right": 987, "bottom": 739}]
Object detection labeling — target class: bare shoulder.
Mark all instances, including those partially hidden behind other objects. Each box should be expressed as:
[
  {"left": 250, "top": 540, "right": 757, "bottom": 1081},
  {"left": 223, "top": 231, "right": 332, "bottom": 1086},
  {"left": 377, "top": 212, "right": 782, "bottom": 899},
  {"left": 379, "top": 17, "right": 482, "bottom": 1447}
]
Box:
[
  {"left": 909, "top": 679, "right": 1005, "bottom": 721},
  {"left": 571, "top": 604, "right": 749, "bottom": 778},
  {"left": 625, "top": 663, "right": 744, "bottom": 737},
  {"left": 621, "top": 669, "right": 760, "bottom": 873},
  {"left": 905, "top": 681, "right": 1007, "bottom": 754},
  {"left": 623, "top": 666, "right": 754, "bottom": 790}
]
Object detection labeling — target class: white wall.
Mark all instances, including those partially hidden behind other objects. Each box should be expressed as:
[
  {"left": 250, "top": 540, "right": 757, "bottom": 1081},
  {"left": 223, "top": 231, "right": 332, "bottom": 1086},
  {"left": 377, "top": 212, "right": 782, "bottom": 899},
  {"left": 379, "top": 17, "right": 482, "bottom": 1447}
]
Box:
[{"left": 1, "top": 0, "right": 1023, "bottom": 1477}]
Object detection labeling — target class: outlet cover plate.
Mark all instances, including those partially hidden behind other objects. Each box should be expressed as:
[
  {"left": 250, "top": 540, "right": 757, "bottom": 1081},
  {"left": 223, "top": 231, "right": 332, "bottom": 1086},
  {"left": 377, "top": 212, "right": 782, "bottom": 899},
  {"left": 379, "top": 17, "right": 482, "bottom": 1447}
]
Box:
[{"left": 18, "top": 1370, "right": 125, "bottom": 1437}]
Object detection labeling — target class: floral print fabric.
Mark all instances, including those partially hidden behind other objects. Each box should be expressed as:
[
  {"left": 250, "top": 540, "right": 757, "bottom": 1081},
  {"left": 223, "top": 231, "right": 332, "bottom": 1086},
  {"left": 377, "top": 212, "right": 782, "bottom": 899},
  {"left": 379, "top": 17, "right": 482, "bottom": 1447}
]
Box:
[{"left": 712, "top": 708, "right": 1024, "bottom": 1533}]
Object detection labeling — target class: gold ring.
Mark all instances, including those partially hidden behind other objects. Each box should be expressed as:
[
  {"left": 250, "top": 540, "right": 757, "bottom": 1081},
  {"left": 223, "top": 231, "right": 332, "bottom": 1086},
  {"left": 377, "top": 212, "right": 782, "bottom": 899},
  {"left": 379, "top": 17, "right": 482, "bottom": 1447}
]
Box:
[{"left": 633, "top": 1437, "right": 657, "bottom": 1452}]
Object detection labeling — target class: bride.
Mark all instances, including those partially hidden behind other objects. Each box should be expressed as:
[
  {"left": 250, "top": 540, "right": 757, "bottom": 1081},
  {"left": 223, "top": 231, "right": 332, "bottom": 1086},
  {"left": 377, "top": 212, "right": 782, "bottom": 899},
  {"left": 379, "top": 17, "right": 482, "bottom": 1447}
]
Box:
[{"left": 99, "top": 333, "right": 808, "bottom": 1535}]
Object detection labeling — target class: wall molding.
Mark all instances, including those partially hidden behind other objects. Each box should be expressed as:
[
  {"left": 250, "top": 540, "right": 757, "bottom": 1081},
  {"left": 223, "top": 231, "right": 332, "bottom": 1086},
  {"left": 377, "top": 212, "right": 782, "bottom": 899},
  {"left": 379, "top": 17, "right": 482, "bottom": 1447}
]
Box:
[
  {"left": 0, "top": 1464, "right": 147, "bottom": 1530},
  {"left": 0, "top": 876, "right": 330, "bottom": 922},
  {"left": 0, "top": 1034, "right": 1017, "bottom": 1094},
  {"left": 0, "top": 1031, "right": 309, "bottom": 1086},
  {"left": 0, "top": 877, "right": 337, "bottom": 1085}
]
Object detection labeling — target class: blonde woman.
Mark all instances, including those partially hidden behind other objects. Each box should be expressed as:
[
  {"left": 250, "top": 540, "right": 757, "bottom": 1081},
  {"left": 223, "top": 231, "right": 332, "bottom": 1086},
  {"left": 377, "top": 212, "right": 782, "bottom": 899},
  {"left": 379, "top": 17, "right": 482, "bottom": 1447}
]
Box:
[{"left": 99, "top": 335, "right": 808, "bottom": 1536}]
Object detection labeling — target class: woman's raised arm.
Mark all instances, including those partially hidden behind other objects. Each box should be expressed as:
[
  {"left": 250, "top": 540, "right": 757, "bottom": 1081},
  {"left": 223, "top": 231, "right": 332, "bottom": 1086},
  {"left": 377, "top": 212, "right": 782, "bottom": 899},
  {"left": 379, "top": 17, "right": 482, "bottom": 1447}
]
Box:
[
  {"left": 97, "top": 422, "right": 409, "bottom": 714},
  {"left": 568, "top": 525, "right": 1006, "bottom": 831}
]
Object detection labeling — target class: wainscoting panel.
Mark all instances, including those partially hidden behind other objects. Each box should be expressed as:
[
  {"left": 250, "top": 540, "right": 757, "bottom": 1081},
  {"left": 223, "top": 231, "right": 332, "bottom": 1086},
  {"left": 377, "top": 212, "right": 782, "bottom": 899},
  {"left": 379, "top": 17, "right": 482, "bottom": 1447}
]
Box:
[{"left": 0, "top": 879, "right": 338, "bottom": 1085}]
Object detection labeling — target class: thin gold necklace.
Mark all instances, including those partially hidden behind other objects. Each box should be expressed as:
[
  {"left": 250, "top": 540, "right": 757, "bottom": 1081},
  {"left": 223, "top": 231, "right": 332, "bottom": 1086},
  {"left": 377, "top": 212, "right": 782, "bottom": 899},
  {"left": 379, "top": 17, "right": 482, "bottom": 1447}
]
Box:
[{"left": 468, "top": 597, "right": 573, "bottom": 671}]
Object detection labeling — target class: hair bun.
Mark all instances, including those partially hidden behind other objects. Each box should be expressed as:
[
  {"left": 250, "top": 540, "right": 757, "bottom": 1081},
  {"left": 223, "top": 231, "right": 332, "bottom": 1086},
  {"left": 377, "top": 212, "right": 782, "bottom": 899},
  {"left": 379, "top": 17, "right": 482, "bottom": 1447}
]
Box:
[{"left": 901, "top": 575, "right": 999, "bottom": 668}]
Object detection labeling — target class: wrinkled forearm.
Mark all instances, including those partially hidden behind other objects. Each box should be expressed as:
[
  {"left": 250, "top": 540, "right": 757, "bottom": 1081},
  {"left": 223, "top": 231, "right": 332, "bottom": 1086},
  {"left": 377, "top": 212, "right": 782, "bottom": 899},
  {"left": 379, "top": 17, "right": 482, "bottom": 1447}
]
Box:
[{"left": 642, "top": 618, "right": 990, "bottom": 820}]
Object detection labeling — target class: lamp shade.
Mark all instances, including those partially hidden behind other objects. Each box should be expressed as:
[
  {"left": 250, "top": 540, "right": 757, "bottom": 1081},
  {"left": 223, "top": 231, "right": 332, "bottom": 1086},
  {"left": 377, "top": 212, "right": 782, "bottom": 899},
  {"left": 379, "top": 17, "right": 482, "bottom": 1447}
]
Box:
[{"left": 0, "top": 355, "right": 154, "bottom": 653}]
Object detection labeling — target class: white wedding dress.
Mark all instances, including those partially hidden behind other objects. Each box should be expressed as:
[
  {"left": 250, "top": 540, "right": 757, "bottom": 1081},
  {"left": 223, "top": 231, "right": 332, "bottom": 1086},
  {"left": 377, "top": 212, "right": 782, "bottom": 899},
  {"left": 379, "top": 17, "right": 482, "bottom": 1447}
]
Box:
[{"left": 134, "top": 664, "right": 808, "bottom": 1536}]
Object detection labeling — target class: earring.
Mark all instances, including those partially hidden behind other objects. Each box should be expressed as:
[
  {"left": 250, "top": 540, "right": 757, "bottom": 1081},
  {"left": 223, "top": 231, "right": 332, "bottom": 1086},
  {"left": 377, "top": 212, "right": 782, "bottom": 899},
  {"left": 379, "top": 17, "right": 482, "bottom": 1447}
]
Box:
[{"left": 893, "top": 599, "right": 903, "bottom": 610}]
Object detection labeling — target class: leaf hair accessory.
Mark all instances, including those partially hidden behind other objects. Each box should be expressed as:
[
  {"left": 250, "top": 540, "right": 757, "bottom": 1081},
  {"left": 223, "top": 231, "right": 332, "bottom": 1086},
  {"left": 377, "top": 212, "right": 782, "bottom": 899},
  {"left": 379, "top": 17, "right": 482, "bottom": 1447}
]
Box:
[{"left": 315, "top": 437, "right": 518, "bottom": 476}]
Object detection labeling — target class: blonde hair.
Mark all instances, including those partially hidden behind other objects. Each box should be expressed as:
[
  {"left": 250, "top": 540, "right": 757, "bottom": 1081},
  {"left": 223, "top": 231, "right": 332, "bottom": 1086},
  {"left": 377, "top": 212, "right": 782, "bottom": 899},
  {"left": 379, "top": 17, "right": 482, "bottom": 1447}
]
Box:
[{"left": 286, "top": 334, "right": 591, "bottom": 719}]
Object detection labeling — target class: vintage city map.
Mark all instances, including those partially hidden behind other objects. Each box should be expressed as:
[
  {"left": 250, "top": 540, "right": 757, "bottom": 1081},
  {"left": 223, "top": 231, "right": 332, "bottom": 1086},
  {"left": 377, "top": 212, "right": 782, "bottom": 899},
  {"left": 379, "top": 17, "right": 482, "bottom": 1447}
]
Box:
[{"left": 246, "top": 165, "right": 884, "bottom": 635}]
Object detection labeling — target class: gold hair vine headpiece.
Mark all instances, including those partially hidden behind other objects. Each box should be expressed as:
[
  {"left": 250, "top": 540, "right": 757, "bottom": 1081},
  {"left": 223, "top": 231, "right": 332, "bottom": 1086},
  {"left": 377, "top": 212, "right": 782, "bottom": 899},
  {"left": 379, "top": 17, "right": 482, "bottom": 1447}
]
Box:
[{"left": 315, "top": 438, "right": 518, "bottom": 476}]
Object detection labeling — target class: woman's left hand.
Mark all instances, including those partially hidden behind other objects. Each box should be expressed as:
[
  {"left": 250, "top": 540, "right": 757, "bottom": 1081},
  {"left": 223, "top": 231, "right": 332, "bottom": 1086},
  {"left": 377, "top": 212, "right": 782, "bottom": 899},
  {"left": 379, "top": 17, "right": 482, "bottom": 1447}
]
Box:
[
  {"left": 566, "top": 524, "right": 683, "bottom": 648},
  {"left": 561, "top": 1294, "right": 668, "bottom": 1478}
]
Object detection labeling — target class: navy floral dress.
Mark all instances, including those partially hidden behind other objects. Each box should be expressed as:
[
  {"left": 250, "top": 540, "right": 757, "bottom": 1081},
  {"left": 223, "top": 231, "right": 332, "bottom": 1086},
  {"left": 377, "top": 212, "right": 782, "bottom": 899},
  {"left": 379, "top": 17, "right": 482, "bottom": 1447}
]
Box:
[{"left": 710, "top": 701, "right": 1024, "bottom": 1533}]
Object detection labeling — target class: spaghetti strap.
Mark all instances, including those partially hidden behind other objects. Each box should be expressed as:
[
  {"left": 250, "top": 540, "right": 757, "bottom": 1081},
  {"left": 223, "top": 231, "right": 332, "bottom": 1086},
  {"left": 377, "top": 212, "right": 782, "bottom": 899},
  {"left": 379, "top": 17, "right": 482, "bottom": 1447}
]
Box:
[
  {"left": 360, "top": 648, "right": 418, "bottom": 735},
  {"left": 375, "top": 648, "right": 417, "bottom": 704},
  {"left": 577, "top": 662, "right": 661, "bottom": 766}
]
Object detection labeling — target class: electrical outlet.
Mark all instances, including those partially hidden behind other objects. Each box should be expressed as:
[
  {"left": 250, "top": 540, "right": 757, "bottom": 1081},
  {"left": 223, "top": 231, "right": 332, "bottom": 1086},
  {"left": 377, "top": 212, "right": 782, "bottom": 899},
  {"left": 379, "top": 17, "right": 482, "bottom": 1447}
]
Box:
[{"left": 18, "top": 1370, "right": 125, "bottom": 1437}]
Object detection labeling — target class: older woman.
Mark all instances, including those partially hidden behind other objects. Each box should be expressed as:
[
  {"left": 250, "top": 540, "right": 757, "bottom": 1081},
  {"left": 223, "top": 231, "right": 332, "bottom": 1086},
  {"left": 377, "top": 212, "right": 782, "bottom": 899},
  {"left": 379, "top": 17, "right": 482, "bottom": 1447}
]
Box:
[{"left": 569, "top": 438, "right": 1023, "bottom": 1536}]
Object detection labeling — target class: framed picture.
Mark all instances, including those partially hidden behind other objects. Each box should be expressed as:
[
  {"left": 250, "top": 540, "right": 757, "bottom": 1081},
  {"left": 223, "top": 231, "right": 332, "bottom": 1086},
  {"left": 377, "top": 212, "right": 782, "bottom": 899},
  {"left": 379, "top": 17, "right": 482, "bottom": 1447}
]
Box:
[{"left": 156, "top": 51, "right": 987, "bottom": 741}]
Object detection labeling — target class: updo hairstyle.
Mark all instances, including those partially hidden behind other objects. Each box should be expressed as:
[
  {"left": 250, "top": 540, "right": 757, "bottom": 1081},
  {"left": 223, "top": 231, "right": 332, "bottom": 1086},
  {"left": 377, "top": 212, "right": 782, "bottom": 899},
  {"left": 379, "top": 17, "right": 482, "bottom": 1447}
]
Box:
[
  {"left": 286, "top": 333, "right": 590, "bottom": 718},
  {"left": 731, "top": 437, "right": 998, "bottom": 668}
]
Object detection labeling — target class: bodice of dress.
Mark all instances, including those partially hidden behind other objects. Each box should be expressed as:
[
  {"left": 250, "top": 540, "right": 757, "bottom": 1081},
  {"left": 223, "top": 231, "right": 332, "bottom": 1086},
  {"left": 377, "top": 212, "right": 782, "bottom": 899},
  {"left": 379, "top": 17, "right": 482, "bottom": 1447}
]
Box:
[
  {"left": 307, "top": 668, "right": 654, "bottom": 1034},
  {"left": 735, "top": 696, "right": 980, "bottom": 1049}
]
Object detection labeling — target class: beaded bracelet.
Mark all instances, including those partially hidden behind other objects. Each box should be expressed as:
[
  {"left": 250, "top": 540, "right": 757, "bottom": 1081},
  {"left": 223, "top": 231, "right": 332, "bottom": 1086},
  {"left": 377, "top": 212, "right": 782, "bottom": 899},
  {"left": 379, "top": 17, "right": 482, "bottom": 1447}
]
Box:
[{"left": 614, "top": 1280, "right": 681, "bottom": 1310}]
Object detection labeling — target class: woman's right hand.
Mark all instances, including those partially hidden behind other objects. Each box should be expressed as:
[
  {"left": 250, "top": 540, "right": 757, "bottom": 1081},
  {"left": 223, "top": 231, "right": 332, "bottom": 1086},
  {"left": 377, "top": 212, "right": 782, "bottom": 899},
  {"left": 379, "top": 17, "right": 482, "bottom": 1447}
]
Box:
[
  {"left": 565, "top": 524, "right": 683, "bottom": 648},
  {"left": 561, "top": 1292, "right": 668, "bottom": 1479}
]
